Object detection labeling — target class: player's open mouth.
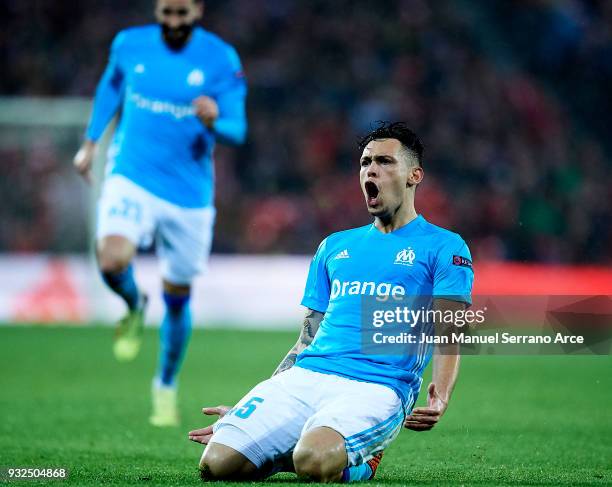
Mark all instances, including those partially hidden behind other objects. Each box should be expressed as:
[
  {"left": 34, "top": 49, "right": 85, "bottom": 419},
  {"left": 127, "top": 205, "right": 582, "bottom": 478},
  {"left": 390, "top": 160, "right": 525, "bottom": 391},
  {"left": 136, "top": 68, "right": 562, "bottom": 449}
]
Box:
[{"left": 364, "top": 180, "right": 381, "bottom": 206}]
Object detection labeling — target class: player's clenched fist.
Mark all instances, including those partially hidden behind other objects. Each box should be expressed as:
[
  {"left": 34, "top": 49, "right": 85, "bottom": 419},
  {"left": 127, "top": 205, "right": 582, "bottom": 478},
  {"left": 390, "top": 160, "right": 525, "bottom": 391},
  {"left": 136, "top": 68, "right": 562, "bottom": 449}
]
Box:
[
  {"left": 188, "top": 405, "right": 231, "bottom": 445},
  {"left": 193, "top": 96, "right": 219, "bottom": 128},
  {"left": 73, "top": 139, "right": 96, "bottom": 184}
]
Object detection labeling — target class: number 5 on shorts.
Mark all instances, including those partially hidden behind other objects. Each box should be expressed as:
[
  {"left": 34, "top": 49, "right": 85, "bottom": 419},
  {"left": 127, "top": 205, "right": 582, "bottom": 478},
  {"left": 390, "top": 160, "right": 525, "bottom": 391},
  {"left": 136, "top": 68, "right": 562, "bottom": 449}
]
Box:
[{"left": 235, "top": 397, "right": 264, "bottom": 419}]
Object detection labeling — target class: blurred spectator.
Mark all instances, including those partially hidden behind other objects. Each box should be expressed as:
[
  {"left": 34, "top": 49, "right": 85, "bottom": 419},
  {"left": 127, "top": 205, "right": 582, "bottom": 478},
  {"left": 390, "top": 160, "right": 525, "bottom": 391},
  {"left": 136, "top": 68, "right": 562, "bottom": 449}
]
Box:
[{"left": 0, "top": 0, "right": 610, "bottom": 263}]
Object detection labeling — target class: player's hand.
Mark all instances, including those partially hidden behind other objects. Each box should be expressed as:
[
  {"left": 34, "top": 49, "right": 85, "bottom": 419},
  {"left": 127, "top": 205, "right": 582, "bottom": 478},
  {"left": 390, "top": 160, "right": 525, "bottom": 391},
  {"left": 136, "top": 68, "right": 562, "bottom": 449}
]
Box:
[
  {"left": 404, "top": 383, "right": 448, "bottom": 432},
  {"left": 73, "top": 140, "right": 96, "bottom": 184},
  {"left": 193, "top": 96, "right": 219, "bottom": 129},
  {"left": 188, "top": 405, "right": 231, "bottom": 445}
]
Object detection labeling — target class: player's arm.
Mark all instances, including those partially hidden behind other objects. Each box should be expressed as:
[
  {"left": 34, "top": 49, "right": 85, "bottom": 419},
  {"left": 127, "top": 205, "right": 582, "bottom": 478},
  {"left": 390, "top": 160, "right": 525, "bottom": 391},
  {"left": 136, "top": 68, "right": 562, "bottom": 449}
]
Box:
[
  {"left": 74, "top": 33, "right": 126, "bottom": 183},
  {"left": 272, "top": 308, "right": 324, "bottom": 376},
  {"left": 272, "top": 237, "right": 329, "bottom": 376},
  {"left": 404, "top": 298, "right": 463, "bottom": 431},
  {"left": 404, "top": 236, "right": 473, "bottom": 432},
  {"left": 193, "top": 47, "right": 247, "bottom": 145},
  {"left": 208, "top": 72, "right": 247, "bottom": 145}
]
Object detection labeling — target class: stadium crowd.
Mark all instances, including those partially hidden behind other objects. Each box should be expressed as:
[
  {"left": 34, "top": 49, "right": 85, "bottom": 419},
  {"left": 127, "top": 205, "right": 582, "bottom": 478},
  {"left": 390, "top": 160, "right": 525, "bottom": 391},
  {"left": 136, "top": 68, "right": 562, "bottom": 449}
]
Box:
[{"left": 1, "top": 0, "right": 610, "bottom": 263}]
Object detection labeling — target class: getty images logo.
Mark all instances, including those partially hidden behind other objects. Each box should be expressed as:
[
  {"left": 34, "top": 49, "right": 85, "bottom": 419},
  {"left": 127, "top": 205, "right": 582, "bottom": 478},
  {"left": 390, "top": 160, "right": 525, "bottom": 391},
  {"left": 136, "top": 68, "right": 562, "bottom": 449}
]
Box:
[{"left": 394, "top": 247, "right": 416, "bottom": 266}]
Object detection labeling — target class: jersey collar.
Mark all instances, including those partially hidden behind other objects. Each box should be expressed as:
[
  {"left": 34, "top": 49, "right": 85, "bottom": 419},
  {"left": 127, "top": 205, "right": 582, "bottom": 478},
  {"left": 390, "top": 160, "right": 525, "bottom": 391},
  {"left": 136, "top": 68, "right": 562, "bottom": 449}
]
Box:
[{"left": 370, "top": 214, "right": 424, "bottom": 236}]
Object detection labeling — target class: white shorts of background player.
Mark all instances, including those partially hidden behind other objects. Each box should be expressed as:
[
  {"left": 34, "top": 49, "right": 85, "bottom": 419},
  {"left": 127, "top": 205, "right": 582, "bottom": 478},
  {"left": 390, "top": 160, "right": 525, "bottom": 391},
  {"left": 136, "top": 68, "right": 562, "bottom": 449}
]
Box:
[{"left": 97, "top": 175, "right": 215, "bottom": 285}]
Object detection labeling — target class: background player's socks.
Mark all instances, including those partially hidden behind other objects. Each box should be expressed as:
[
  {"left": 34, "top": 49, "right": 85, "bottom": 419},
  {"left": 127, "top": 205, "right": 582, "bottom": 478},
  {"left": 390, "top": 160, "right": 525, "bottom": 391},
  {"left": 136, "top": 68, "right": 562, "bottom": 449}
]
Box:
[
  {"left": 158, "top": 292, "right": 192, "bottom": 386},
  {"left": 101, "top": 264, "right": 141, "bottom": 310}
]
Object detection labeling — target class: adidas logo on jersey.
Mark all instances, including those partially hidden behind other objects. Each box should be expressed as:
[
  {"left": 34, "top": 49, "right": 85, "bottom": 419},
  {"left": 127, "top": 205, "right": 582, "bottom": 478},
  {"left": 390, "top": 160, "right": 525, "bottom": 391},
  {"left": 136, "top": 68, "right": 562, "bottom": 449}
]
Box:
[{"left": 334, "top": 249, "right": 350, "bottom": 260}]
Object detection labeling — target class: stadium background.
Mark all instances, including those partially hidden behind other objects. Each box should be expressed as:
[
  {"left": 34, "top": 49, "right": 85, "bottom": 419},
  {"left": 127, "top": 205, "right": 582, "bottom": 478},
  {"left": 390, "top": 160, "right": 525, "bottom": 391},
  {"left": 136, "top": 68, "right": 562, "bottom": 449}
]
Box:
[{"left": 1, "top": 0, "right": 611, "bottom": 485}]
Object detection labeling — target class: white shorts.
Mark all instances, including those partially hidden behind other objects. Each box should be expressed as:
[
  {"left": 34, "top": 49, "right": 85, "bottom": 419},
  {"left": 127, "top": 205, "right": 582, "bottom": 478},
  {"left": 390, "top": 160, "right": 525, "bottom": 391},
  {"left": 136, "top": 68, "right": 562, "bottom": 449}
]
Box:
[
  {"left": 96, "top": 175, "right": 215, "bottom": 285},
  {"left": 209, "top": 367, "right": 412, "bottom": 475}
]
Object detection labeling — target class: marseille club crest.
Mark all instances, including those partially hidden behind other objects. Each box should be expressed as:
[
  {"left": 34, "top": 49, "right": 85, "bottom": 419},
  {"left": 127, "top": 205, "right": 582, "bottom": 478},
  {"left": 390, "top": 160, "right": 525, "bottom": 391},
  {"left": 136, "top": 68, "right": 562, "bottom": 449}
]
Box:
[
  {"left": 394, "top": 247, "right": 416, "bottom": 266},
  {"left": 187, "top": 69, "right": 205, "bottom": 86}
]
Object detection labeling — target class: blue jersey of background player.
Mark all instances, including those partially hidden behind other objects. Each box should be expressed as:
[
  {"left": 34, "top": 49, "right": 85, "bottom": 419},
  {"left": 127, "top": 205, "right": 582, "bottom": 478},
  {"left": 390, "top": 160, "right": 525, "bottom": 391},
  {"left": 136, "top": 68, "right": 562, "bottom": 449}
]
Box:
[
  {"left": 189, "top": 122, "right": 474, "bottom": 483},
  {"left": 73, "top": 0, "right": 246, "bottom": 427}
]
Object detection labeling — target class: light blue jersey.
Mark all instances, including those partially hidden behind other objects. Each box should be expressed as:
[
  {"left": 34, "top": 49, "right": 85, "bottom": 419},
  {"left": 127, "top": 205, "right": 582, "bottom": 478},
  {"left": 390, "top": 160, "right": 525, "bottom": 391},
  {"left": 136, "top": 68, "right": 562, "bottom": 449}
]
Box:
[
  {"left": 296, "top": 215, "right": 474, "bottom": 406},
  {"left": 86, "top": 25, "right": 247, "bottom": 208}
]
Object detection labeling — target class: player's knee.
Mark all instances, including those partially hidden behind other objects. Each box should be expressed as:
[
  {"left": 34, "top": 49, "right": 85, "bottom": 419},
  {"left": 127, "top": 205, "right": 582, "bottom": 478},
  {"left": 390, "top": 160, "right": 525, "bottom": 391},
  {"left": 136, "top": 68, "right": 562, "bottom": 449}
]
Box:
[
  {"left": 198, "top": 461, "right": 215, "bottom": 482},
  {"left": 97, "top": 238, "right": 133, "bottom": 273},
  {"left": 294, "top": 427, "right": 346, "bottom": 482},
  {"left": 198, "top": 449, "right": 229, "bottom": 481},
  {"left": 198, "top": 444, "right": 253, "bottom": 481},
  {"left": 293, "top": 444, "right": 341, "bottom": 483},
  {"left": 98, "top": 254, "right": 131, "bottom": 274},
  {"left": 163, "top": 280, "right": 191, "bottom": 296}
]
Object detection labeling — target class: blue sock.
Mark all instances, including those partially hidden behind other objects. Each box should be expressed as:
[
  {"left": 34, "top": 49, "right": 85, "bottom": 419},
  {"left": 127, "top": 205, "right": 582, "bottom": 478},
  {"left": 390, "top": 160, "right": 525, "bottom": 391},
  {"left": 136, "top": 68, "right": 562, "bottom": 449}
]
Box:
[
  {"left": 341, "top": 463, "right": 372, "bottom": 483},
  {"left": 158, "top": 292, "right": 192, "bottom": 386},
  {"left": 101, "top": 264, "right": 140, "bottom": 311}
]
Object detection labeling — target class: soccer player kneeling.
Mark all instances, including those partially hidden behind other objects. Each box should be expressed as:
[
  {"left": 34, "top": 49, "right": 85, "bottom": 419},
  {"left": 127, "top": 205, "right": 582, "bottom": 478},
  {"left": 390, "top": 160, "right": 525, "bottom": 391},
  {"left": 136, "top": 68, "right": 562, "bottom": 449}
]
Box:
[{"left": 189, "top": 122, "right": 473, "bottom": 482}]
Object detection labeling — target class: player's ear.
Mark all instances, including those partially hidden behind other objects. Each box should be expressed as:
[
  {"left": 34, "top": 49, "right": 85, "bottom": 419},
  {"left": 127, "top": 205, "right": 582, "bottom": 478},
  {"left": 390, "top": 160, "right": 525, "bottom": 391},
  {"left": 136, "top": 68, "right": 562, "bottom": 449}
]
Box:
[{"left": 406, "top": 166, "right": 424, "bottom": 187}]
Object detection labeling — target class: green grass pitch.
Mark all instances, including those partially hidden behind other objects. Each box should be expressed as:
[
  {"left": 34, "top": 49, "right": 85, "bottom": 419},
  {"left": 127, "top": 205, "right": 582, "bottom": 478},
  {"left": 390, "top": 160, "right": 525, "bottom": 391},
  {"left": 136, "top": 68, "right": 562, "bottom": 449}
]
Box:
[{"left": 1, "top": 326, "right": 610, "bottom": 486}]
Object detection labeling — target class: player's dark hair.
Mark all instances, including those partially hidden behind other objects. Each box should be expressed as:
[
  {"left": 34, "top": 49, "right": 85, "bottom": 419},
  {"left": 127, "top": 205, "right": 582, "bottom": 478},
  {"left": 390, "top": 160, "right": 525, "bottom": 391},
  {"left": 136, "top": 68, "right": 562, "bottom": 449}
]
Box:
[{"left": 358, "top": 121, "right": 424, "bottom": 167}]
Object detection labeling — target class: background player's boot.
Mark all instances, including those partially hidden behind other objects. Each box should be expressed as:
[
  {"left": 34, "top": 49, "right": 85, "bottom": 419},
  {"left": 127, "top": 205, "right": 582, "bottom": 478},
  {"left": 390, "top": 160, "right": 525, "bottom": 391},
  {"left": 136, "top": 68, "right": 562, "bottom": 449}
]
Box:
[
  {"left": 113, "top": 294, "right": 148, "bottom": 362},
  {"left": 341, "top": 451, "right": 384, "bottom": 482},
  {"left": 149, "top": 380, "right": 179, "bottom": 427}
]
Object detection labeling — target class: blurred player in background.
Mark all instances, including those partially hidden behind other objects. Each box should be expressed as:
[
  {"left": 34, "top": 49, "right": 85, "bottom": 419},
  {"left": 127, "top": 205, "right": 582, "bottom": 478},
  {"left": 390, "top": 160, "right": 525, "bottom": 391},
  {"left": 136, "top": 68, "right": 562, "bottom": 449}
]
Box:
[
  {"left": 73, "top": 0, "right": 247, "bottom": 426},
  {"left": 189, "top": 122, "right": 473, "bottom": 482}
]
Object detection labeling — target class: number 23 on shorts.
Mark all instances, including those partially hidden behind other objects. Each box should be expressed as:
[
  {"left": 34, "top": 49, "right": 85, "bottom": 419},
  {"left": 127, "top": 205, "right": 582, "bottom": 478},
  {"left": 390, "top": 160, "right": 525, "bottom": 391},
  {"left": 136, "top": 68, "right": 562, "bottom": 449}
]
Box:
[{"left": 232, "top": 397, "right": 264, "bottom": 419}]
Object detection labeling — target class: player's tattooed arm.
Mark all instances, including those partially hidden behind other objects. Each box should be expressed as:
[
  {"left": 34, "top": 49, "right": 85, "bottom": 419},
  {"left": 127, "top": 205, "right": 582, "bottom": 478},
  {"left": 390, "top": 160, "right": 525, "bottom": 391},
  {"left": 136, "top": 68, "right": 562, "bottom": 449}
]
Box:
[{"left": 272, "top": 308, "right": 324, "bottom": 376}]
